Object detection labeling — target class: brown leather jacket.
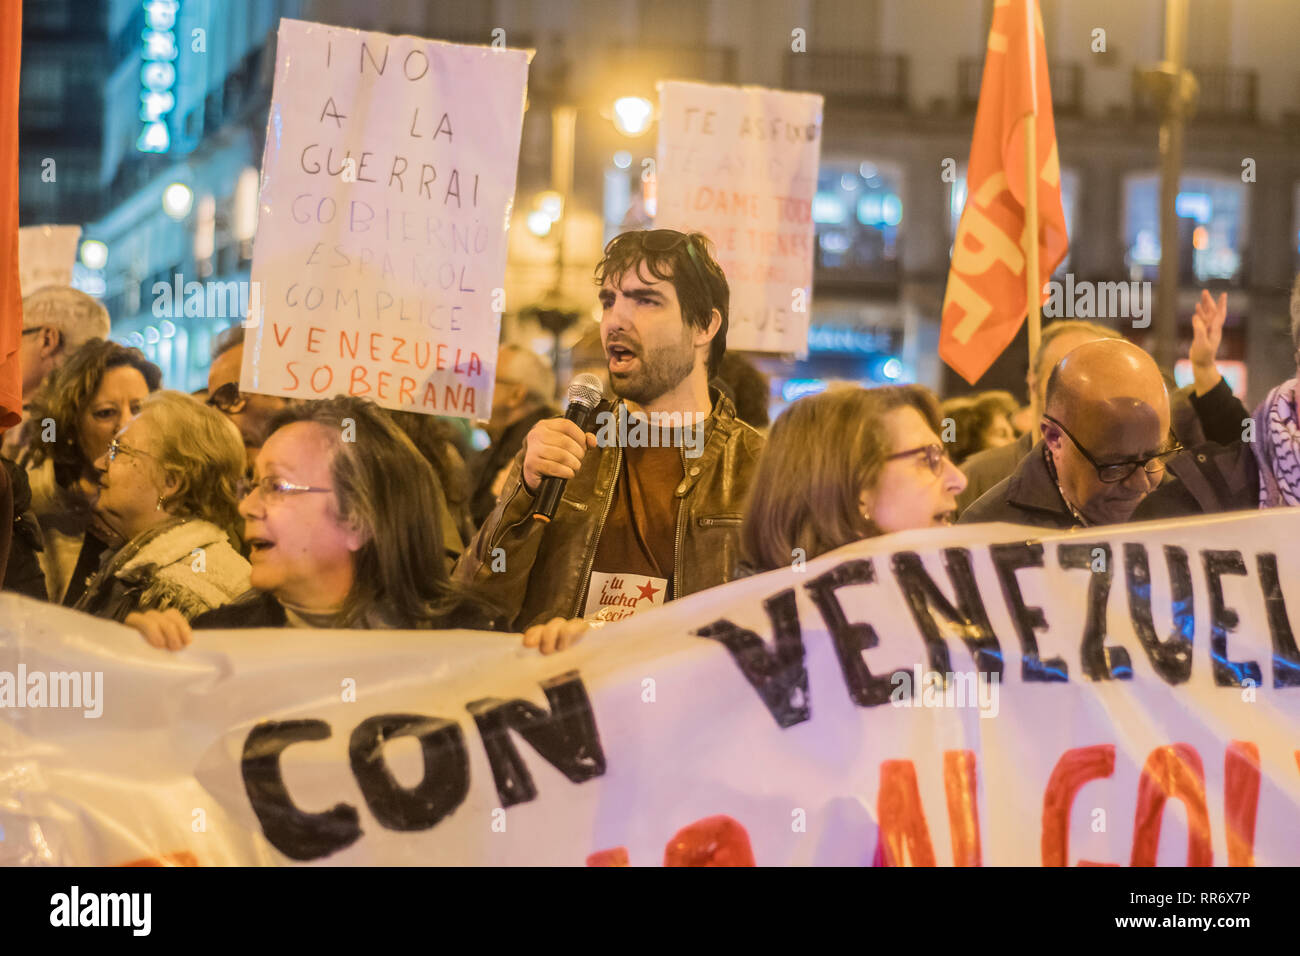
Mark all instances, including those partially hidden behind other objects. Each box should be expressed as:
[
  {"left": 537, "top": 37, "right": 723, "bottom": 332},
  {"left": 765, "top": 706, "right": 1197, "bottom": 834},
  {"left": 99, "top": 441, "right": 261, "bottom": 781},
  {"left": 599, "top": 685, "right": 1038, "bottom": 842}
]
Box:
[{"left": 453, "top": 390, "right": 764, "bottom": 630}]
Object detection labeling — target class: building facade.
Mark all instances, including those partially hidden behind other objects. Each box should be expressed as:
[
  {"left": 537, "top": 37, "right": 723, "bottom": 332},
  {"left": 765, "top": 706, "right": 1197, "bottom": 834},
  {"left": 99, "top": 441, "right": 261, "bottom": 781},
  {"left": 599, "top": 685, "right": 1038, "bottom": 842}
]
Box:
[
  {"left": 18, "top": 0, "right": 110, "bottom": 227},
  {"left": 35, "top": 0, "right": 1300, "bottom": 403}
]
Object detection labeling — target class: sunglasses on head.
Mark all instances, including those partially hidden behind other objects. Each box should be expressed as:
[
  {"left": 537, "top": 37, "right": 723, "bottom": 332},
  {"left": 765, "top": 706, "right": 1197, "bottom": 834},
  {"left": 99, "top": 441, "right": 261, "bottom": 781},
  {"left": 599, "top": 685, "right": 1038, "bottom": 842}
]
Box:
[{"left": 640, "top": 230, "right": 711, "bottom": 296}]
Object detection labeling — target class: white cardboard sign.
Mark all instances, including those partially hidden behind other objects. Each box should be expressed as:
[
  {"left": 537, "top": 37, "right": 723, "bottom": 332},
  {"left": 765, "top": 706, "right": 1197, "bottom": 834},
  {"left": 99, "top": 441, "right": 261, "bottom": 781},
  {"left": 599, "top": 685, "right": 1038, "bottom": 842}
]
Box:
[
  {"left": 241, "top": 19, "right": 528, "bottom": 419},
  {"left": 655, "top": 81, "right": 822, "bottom": 354},
  {"left": 17, "top": 224, "right": 81, "bottom": 296}
]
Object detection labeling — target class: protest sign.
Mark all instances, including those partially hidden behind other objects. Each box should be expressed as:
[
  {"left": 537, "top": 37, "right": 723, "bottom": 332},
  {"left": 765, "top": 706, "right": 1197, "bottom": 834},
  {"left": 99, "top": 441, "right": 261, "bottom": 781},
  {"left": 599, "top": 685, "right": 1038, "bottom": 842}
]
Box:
[
  {"left": 241, "top": 19, "right": 529, "bottom": 419},
  {"left": 3, "top": 510, "right": 1300, "bottom": 866},
  {"left": 17, "top": 224, "right": 81, "bottom": 295},
  {"left": 655, "top": 81, "right": 822, "bottom": 355}
]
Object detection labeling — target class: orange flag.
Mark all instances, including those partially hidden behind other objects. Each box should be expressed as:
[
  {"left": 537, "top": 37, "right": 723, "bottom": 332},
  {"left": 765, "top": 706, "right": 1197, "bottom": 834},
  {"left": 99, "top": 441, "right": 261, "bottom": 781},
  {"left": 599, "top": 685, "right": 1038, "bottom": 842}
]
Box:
[
  {"left": 0, "top": 0, "right": 22, "bottom": 430},
  {"left": 940, "top": 0, "right": 1068, "bottom": 385}
]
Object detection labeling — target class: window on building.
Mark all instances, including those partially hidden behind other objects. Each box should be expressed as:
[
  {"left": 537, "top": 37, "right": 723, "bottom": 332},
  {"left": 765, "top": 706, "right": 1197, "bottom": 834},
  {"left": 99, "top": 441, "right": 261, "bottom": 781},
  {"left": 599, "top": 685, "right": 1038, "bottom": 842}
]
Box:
[
  {"left": 426, "top": 0, "right": 493, "bottom": 37},
  {"left": 601, "top": 151, "right": 652, "bottom": 242},
  {"left": 949, "top": 164, "right": 1079, "bottom": 274},
  {"left": 812, "top": 0, "right": 881, "bottom": 50},
  {"left": 1124, "top": 172, "right": 1247, "bottom": 284},
  {"left": 813, "top": 159, "right": 902, "bottom": 281},
  {"left": 25, "top": 0, "right": 72, "bottom": 31},
  {"left": 19, "top": 60, "right": 64, "bottom": 127},
  {"left": 639, "top": 0, "right": 709, "bottom": 43}
]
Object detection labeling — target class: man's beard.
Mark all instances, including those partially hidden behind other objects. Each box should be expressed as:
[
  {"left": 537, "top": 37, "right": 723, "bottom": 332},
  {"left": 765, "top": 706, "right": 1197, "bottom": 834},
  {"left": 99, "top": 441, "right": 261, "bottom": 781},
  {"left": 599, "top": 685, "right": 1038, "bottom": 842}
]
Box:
[{"left": 608, "top": 334, "right": 696, "bottom": 406}]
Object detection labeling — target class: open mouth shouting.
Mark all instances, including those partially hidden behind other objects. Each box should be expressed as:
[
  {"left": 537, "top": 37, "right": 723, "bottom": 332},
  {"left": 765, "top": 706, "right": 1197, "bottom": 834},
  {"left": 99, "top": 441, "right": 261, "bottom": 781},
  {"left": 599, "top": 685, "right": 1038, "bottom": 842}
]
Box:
[
  {"left": 606, "top": 341, "right": 639, "bottom": 374},
  {"left": 245, "top": 532, "right": 276, "bottom": 558}
]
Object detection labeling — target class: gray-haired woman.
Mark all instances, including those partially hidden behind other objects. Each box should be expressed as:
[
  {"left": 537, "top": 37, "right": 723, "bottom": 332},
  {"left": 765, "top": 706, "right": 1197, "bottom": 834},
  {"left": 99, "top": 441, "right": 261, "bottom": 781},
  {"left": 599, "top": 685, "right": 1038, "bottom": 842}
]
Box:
[{"left": 74, "top": 391, "right": 250, "bottom": 630}]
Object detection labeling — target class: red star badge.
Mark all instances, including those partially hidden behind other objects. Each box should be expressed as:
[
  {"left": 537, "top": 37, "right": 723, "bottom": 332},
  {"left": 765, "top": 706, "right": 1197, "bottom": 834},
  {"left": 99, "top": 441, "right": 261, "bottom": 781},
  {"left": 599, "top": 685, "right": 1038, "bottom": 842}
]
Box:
[{"left": 636, "top": 579, "right": 661, "bottom": 603}]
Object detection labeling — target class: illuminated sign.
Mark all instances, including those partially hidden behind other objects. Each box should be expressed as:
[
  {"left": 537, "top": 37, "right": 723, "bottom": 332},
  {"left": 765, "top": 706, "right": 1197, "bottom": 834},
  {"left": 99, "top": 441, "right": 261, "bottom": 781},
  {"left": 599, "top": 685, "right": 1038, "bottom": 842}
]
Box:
[{"left": 137, "top": 1, "right": 180, "bottom": 153}]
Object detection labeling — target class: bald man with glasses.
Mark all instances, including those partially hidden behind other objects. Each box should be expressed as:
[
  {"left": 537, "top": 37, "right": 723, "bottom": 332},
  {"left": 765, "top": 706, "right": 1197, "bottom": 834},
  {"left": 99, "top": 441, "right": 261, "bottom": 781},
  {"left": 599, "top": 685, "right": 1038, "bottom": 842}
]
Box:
[{"left": 961, "top": 339, "right": 1178, "bottom": 529}]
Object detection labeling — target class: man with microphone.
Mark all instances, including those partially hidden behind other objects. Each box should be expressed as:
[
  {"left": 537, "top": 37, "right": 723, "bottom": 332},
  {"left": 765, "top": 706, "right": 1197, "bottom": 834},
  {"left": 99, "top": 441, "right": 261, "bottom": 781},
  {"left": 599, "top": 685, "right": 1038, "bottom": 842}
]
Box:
[{"left": 454, "top": 229, "right": 764, "bottom": 638}]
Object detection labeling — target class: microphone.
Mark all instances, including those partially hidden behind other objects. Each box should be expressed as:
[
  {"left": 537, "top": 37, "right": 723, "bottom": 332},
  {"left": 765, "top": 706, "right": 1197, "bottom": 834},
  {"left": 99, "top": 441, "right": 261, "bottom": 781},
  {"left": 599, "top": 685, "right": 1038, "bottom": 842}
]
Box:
[{"left": 532, "top": 373, "right": 604, "bottom": 523}]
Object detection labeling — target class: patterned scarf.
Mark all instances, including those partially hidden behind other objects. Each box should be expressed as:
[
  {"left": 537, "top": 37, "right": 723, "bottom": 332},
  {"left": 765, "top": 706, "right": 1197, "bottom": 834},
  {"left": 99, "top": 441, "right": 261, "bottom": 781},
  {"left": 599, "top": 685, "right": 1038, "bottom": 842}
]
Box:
[{"left": 1253, "top": 378, "right": 1300, "bottom": 507}]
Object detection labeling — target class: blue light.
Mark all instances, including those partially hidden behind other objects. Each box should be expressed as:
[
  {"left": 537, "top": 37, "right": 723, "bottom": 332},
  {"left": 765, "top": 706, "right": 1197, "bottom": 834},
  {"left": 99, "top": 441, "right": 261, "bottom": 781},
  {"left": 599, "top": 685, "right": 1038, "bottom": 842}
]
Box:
[
  {"left": 782, "top": 379, "right": 828, "bottom": 402},
  {"left": 881, "top": 193, "right": 903, "bottom": 226},
  {"left": 144, "top": 0, "right": 179, "bottom": 31},
  {"left": 1175, "top": 191, "right": 1212, "bottom": 224},
  {"left": 140, "top": 61, "right": 175, "bottom": 91},
  {"left": 812, "top": 192, "right": 845, "bottom": 224},
  {"left": 137, "top": 2, "right": 179, "bottom": 154},
  {"left": 856, "top": 194, "right": 883, "bottom": 225},
  {"left": 140, "top": 90, "right": 175, "bottom": 122},
  {"left": 807, "top": 327, "right": 893, "bottom": 353},
  {"left": 881, "top": 357, "right": 903, "bottom": 380},
  {"left": 142, "top": 30, "right": 178, "bottom": 61},
  {"left": 818, "top": 230, "right": 851, "bottom": 253},
  {"left": 137, "top": 122, "right": 170, "bottom": 153}
]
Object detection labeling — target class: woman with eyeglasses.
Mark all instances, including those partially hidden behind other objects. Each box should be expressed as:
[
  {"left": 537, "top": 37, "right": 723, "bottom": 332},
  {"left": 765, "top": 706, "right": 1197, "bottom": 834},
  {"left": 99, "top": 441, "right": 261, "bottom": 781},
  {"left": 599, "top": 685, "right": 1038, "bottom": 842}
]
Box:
[
  {"left": 73, "top": 392, "right": 250, "bottom": 630},
  {"left": 738, "top": 384, "right": 968, "bottom": 575},
  {"left": 125, "top": 396, "right": 500, "bottom": 649},
  {"left": 520, "top": 384, "right": 967, "bottom": 655},
  {"left": 18, "top": 339, "right": 161, "bottom": 604}
]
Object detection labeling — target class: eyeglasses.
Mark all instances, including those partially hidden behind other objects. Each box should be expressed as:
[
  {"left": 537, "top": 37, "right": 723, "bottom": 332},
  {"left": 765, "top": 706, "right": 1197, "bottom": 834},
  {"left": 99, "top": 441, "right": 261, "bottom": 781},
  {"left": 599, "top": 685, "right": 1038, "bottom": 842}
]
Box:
[
  {"left": 207, "top": 382, "right": 247, "bottom": 415},
  {"left": 886, "top": 443, "right": 950, "bottom": 476},
  {"left": 106, "top": 437, "right": 158, "bottom": 464},
  {"left": 236, "top": 476, "right": 333, "bottom": 502},
  {"left": 1042, "top": 414, "right": 1183, "bottom": 484},
  {"left": 641, "top": 229, "right": 711, "bottom": 297}
]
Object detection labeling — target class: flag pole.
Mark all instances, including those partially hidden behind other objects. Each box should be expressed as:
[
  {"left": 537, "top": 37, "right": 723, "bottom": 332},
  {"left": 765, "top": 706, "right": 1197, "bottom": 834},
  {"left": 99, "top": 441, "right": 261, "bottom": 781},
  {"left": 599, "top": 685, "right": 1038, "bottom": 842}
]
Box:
[{"left": 1024, "top": 0, "right": 1042, "bottom": 372}]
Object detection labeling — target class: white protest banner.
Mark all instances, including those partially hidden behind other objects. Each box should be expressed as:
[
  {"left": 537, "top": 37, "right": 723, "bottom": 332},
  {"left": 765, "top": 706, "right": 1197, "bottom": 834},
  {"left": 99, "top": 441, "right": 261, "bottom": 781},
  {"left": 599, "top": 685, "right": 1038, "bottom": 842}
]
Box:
[
  {"left": 17, "top": 224, "right": 81, "bottom": 295},
  {"left": 241, "top": 19, "right": 529, "bottom": 419},
  {"left": 654, "top": 81, "right": 822, "bottom": 354},
  {"left": 3, "top": 510, "right": 1300, "bottom": 866}
]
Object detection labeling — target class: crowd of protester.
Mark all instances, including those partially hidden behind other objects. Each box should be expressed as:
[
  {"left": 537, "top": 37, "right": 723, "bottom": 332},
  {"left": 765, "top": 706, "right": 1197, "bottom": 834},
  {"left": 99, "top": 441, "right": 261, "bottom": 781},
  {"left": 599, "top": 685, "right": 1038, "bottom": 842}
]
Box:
[{"left": 1, "top": 228, "right": 1298, "bottom": 657}]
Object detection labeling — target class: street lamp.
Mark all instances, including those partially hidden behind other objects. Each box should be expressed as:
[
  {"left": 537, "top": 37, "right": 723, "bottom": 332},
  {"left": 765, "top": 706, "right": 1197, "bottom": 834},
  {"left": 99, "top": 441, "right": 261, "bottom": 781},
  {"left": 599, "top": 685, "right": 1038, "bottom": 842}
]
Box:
[
  {"left": 536, "top": 190, "right": 564, "bottom": 222},
  {"left": 526, "top": 210, "right": 553, "bottom": 237},
  {"left": 611, "top": 96, "right": 653, "bottom": 136},
  {"left": 79, "top": 240, "right": 108, "bottom": 270},
  {"left": 162, "top": 182, "right": 193, "bottom": 220}
]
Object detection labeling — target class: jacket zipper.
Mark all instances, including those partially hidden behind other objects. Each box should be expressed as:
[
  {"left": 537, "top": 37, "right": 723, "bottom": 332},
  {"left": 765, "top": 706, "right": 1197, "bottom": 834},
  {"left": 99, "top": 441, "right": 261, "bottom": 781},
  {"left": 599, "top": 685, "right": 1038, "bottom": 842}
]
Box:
[
  {"left": 572, "top": 440, "right": 621, "bottom": 617},
  {"left": 487, "top": 480, "right": 529, "bottom": 553},
  {"left": 672, "top": 444, "right": 685, "bottom": 601}
]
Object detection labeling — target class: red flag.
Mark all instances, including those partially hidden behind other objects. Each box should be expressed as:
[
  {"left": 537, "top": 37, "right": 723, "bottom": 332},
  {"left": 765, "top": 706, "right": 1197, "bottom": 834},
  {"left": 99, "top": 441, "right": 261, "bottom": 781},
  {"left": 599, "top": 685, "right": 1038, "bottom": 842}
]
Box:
[
  {"left": 0, "top": 0, "right": 22, "bottom": 430},
  {"left": 940, "top": 0, "right": 1068, "bottom": 384}
]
